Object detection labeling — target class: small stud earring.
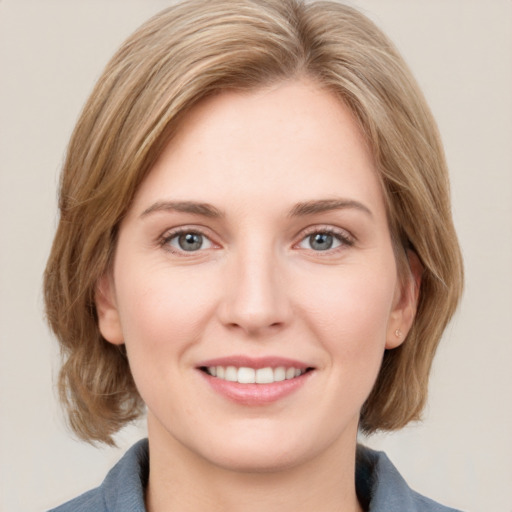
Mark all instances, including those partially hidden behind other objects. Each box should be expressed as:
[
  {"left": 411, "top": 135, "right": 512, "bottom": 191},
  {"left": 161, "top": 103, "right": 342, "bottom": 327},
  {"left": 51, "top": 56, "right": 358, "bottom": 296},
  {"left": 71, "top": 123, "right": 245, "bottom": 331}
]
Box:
[{"left": 395, "top": 329, "right": 402, "bottom": 338}]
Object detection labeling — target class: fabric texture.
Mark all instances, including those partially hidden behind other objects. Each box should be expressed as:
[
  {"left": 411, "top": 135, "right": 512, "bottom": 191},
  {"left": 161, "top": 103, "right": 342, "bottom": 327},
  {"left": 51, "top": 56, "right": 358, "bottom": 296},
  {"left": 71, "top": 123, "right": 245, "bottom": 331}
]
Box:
[{"left": 49, "top": 439, "right": 463, "bottom": 512}]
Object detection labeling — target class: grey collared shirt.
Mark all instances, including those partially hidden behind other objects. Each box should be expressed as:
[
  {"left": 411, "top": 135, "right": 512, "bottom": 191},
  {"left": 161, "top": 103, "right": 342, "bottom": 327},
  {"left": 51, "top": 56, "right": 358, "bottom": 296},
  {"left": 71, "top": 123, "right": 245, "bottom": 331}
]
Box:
[{"left": 49, "top": 439, "right": 463, "bottom": 511}]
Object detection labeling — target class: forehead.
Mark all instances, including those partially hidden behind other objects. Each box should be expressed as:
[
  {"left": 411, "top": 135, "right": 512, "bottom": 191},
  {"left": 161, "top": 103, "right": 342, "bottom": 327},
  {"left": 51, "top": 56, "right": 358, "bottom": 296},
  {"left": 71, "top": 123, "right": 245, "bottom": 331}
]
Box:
[{"left": 129, "top": 79, "right": 383, "bottom": 219}]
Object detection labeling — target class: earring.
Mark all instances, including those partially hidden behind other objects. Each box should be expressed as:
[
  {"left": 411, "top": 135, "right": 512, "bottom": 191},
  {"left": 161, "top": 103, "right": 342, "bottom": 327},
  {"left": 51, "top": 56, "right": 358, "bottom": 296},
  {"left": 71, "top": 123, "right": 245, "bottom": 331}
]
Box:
[{"left": 395, "top": 329, "right": 402, "bottom": 338}]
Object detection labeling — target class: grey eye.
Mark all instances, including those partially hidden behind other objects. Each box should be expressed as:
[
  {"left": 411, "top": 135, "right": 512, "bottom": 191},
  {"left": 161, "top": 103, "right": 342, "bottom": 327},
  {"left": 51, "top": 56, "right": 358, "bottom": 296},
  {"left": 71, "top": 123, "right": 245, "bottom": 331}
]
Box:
[
  {"left": 169, "top": 232, "right": 212, "bottom": 252},
  {"left": 309, "top": 233, "right": 334, "bottom": 251},
  {"left": 298, "top": 232, "right": 343, "bottom": 251}
]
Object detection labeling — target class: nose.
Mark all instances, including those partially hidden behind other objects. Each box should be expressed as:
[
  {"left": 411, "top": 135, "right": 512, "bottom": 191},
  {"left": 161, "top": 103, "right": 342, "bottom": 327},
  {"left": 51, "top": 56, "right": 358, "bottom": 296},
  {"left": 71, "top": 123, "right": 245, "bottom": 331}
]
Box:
[{"left": 217, "top": 245, "right": 292, "bottom": 336}]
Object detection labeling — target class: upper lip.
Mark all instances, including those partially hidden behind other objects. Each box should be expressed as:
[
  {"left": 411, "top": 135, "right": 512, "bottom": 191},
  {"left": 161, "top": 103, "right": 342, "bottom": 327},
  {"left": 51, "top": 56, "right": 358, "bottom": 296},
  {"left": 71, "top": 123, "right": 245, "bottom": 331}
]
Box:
[{"left": 197, "top": 355, "right": 313, "bottom": 370}]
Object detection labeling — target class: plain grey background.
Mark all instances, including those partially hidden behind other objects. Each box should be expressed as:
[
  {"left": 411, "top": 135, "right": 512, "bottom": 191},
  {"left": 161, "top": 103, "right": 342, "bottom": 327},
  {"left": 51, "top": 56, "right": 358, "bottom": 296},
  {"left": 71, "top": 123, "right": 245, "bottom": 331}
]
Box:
[{"left": 0, "top": 1, "right": 511, "bottom": 511}]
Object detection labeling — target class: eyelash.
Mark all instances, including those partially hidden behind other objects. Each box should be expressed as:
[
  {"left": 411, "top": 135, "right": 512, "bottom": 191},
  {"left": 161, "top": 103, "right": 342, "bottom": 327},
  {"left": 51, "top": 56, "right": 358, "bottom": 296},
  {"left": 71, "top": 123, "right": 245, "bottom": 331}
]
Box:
[
  {"left": 158, "top": 225, "right": 355, "bottom": 256},
  {"left": 296, "top": 226, "right": 355, "bottom": 253},
  {"left": 159, "top": 227, "right": 214, "bottom": 256}
]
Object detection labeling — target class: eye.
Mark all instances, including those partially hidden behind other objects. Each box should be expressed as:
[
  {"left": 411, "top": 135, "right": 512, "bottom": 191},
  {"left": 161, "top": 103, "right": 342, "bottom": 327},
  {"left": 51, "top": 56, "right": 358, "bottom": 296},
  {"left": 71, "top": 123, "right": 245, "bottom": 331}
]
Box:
[
  {"left": 165, "top": 230, "right": 213, "bottom": 252},
  {"left": 297, "top": 229, "right": 353, "bottom": 251}
]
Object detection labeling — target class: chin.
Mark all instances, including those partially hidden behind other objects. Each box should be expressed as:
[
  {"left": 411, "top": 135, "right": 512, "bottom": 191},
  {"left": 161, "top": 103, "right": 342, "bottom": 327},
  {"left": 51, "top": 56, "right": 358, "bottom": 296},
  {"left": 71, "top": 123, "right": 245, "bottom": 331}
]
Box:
[
  {"left": 189, "top": 420, "right": 349, "bottom": 475},
  {"left": 204, "top": 443, "right": 309, "bottom": 474}
]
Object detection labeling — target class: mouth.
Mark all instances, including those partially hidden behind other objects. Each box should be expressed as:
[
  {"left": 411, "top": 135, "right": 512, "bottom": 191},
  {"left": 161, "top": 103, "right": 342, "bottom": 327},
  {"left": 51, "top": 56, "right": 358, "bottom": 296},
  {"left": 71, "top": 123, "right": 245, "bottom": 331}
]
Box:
[
  {"left": 196, "top": 356, "right": 315, "bottom": 404},
  {"left": 199, "top": 365, "right": 313, "bottom": 384}
]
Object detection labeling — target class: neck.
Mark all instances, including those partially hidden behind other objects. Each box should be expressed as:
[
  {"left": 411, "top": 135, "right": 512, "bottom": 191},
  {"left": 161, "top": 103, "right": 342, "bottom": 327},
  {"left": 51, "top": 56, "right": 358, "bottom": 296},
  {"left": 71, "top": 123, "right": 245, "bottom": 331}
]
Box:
[{"left": 145, "top": 421, "right": 363, "bottom": 512}]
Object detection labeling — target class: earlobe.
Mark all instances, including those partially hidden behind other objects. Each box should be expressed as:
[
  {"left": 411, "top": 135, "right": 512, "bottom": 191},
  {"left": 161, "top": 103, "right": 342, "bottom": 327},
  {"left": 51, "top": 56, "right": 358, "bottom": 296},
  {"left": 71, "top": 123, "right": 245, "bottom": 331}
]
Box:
[
  {"left": 95, "top": 274, "right": 124, "bottom": 345},
  {"left": 386, "top": 250, "right": 423, "bottom": 349}
]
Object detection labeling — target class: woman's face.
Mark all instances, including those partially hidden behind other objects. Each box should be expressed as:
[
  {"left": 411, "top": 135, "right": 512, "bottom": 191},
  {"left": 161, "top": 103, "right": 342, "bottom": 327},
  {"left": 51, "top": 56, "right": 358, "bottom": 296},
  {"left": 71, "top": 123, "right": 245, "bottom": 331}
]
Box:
[{"left": 97, "top": 80, "right": 415, "bottom": 472}]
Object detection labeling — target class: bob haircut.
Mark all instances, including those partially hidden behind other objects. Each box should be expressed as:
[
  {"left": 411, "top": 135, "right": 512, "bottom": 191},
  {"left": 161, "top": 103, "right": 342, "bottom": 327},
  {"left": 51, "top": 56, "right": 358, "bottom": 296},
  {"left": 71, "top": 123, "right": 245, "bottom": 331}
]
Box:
[{"left": 44, "top": 0, "right": 463, "bottom": 445}]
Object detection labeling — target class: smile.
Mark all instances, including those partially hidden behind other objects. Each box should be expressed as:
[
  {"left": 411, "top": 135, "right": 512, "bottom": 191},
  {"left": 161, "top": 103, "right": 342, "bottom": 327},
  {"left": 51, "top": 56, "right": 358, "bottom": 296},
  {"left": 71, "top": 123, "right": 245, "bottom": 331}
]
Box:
[
  {"left": 202, "top": 366, "right": 308, "bottom": 384},
  {"left": 197, "top": 357, "right": 314, "bottom": 404}
]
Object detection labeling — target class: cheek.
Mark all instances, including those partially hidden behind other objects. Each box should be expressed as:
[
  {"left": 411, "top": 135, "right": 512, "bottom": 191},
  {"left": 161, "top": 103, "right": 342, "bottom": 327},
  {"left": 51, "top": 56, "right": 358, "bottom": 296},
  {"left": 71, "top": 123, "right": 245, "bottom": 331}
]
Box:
[
  {"left": 296, "top": 264, "right": 396, "bottom": 358},
  {"left": 114, "top": 261, "right": 219, "bottom": 354},
  {"left": 112, "top": 263, "right": 220, "bottom": 413}
]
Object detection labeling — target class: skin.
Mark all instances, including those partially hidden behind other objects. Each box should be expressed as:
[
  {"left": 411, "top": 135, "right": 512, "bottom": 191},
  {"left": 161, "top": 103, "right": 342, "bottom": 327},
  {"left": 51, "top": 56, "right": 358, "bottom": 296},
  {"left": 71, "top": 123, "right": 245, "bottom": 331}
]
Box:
[{"left": 96, "top": 79, "right": 419, "bottom": 512}]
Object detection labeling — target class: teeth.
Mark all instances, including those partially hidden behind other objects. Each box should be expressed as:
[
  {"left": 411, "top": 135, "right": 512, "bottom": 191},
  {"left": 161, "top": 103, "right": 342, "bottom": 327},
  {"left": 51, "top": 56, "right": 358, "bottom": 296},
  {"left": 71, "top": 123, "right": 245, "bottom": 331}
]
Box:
[
  {"left": 274, "top": 367, "right": 286, "bottom": 382},
  {"left": 225, "top": 366, "right": 237, "bottom": 382},
  {"left": 238, "top": 367, "right": 255, "bottom": 384},
  {"left": 205, "top": 365, "right": 307, "bottom": 384},
  {"left": 256, "top": 367, "right": 273, "bottom": 384}
]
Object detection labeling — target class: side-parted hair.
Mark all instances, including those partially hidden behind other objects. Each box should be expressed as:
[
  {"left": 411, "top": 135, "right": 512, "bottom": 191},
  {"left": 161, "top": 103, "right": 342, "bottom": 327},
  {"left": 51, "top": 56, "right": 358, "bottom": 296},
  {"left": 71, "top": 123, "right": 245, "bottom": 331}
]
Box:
[{"left": 44, "top": 0, "right": 463, "bottom": 445}]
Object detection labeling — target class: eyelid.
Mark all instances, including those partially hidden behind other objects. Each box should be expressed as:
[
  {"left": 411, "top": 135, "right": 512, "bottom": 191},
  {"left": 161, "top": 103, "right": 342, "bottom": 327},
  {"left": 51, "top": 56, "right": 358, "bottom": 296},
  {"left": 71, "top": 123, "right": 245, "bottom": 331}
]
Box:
[
  {"left": 159, "top": 225, "right": 220, "bottom": 255},
  {"left": 294, "top": 225, "right": 355, "bottom": 250}
]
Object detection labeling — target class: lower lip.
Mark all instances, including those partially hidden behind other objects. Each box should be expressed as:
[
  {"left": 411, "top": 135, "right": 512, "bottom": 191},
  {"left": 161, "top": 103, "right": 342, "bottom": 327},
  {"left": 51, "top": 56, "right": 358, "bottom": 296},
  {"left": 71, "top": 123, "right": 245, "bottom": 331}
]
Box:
[{"left": 199, "top": 371, "right": 313, "bottom": 405}]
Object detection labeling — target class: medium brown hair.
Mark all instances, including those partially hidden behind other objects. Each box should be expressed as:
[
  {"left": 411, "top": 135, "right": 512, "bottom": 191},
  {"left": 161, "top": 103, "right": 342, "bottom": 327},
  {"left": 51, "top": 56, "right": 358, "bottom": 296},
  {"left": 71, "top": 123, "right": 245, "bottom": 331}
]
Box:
[{"left": 44, "top": 0, "right": 463, "bottom": 445}]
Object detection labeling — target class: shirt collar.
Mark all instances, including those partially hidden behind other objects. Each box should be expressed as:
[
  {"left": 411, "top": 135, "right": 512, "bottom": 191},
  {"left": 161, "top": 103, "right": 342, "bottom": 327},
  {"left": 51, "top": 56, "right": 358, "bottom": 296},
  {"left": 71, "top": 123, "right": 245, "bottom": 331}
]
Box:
[{"left": 98, "top": 439, "right": 460, "bottom": 512}]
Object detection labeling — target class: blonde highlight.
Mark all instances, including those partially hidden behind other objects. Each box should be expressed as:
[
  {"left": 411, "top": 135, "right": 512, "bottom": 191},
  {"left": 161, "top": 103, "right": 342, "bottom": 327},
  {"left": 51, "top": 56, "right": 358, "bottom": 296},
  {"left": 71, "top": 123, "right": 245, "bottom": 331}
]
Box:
[{"left": 44, "top": 0, "right": 463, "bottom": 444}]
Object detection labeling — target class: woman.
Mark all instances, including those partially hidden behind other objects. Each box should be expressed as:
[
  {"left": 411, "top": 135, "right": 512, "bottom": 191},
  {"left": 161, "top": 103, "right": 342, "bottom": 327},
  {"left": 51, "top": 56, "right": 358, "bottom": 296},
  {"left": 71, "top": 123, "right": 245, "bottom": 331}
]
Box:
[{"left": 44, "top": 0, "right": 464, "bottom": 510}]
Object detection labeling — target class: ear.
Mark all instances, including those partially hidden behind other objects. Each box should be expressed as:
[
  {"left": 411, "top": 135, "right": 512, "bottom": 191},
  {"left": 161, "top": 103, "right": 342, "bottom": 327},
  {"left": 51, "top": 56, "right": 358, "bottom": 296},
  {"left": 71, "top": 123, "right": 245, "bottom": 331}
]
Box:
[
  {"left": 95, "top": 273, "right": 124, "bottom": 345},
  {"left": 386, "top": 250, "right": 423, "bottom": 349}
]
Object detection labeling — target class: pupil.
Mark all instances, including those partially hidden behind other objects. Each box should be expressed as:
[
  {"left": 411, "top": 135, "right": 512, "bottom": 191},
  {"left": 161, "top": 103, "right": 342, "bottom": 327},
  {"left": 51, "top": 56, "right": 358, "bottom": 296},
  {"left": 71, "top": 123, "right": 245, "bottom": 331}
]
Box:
[
  {"left": 179, "top": 233, "right": 202, "bottom": 251},
  {"left": 310, "top": 233, "right": 333, "bottom": 251}
]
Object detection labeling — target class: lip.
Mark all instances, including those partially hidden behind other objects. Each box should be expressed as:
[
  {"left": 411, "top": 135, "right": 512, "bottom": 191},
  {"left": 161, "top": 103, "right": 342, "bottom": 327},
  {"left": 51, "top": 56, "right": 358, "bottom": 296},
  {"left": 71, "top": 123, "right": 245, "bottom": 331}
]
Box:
[
  {"left": 197, "top": 355, "right": 310, "bottom": 370},
  {"left": 196, "top": 355, "right": 315, "bottom": 406}
]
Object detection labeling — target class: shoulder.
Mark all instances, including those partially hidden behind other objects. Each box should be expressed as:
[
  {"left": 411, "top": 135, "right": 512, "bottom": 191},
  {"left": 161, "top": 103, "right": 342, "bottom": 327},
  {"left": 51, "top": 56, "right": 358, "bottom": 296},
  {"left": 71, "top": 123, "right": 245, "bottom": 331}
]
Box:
[
  {"left": 356, "top": 445, "right": 464, "bottom": 512},
  {"left": 47, "top": 439, "right": 149, "bottom": 512},
  {"left": 48, "top": 487, "right": 105, "bottom": 512}
]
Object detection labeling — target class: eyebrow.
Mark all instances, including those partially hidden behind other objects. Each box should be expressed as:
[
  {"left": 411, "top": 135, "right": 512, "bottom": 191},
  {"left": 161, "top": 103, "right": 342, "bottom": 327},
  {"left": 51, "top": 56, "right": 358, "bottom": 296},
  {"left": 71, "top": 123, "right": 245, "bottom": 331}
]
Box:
[
  {"left": 140, "top": 201, "right": 224, "bottom": 218},
  {"left": 288, "top": 199, "right": 373, "bottom": 218},
  {"left": 140, "top": 198, "right": 372, "bottom": 220}
]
